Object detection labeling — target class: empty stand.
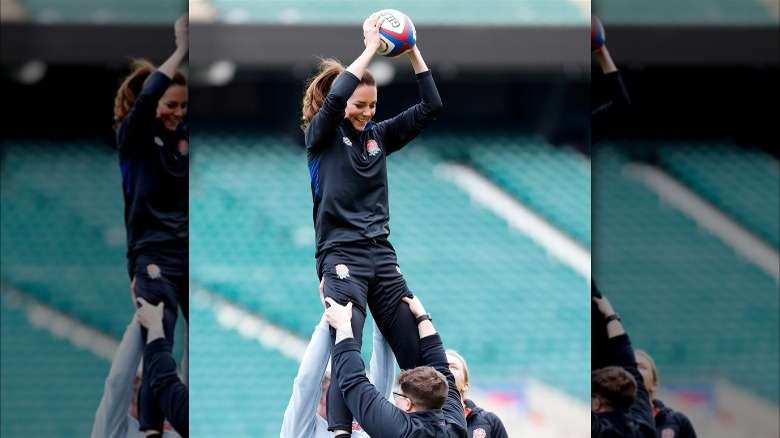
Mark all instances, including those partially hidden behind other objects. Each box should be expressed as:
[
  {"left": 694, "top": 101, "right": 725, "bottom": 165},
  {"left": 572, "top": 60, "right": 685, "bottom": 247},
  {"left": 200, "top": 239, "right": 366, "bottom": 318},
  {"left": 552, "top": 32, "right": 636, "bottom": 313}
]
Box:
[
  {"left": 657, "top": 142, "right": 779, "bottom": 248},
  {"left": 593, "top": 144, "right": 779, "bottom": 403}
]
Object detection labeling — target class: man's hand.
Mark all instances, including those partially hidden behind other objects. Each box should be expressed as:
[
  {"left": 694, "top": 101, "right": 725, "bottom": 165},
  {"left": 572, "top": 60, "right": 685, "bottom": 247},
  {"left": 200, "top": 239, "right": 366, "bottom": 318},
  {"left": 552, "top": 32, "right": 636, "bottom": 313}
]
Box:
[
  {"left": 324, "top": 297, "right": 353, "bottom": 331},
  {"left": 136, "top": 297, "right": 166, "bottom": 343},
  {"left": 401, "top": 295, "right": 426, "bottom": 318}
]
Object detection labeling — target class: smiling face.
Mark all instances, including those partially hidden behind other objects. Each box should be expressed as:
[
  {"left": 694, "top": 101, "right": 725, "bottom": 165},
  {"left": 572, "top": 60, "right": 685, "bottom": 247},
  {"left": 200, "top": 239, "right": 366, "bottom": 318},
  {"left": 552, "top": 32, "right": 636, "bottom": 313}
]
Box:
[
  {"left": 345, "top": 84, "right": 377, "bottom": 131},
  {"left": 156, "top": 84, "right": 188, "bottom": 131}
]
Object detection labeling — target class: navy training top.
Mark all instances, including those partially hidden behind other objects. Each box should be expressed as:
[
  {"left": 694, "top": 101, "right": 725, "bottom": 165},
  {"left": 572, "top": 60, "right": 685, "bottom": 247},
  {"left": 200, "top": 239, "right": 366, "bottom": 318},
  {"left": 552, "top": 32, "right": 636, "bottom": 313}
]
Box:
[
  {"left": 305, "top": 69, "right": 442, "bottom": 258},
  {"left": 117, "top": 71, "right": 188, "bottom": 270}
]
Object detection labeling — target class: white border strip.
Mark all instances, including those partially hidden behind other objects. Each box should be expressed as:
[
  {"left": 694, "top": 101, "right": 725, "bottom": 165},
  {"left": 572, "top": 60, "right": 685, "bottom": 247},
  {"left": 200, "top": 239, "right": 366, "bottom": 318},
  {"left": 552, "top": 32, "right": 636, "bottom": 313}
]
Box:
[
  {"left": 435, "top": 162, "right": 591, "bottom": 279},
  {"left": 192, "top": 285, "right": 309, "bottom": 362},
  {"left": 1, "top": 284, "right": 119, "bottom": 362},
  {"left": 626, "top": 163, "right": 780, "bottom": 282}
]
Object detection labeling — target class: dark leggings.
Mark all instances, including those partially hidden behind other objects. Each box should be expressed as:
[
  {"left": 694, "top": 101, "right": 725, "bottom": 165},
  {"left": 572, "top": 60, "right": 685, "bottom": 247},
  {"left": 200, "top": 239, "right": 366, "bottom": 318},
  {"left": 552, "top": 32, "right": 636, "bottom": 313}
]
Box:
[{"left": 320, "top": 239, "right": 422, "bottom": 432}]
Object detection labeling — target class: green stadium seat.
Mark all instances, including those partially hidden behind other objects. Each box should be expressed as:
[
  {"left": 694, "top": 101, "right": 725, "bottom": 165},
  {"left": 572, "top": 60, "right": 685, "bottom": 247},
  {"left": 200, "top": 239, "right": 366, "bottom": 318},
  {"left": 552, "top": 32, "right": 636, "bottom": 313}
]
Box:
[
  {"left": 657, "top": 142, "right": 779, "bottom": 248},
  {"left": 593, "top": 143, "right": 779, "bottom": 403}
]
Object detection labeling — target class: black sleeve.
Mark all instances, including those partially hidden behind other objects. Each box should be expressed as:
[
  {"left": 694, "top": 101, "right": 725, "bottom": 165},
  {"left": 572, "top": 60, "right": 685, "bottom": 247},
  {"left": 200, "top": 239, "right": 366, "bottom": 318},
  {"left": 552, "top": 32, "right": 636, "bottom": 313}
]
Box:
[
  {"left": 117, "top": 71, "right": 172, "bottom": 154},
  {"left": 144, "top": 338, "right": 188, "bottom": 438},
  {"left": 332, "top": 337, "right": 410, "bottom": 438},
  {"left": 676, "top": 412, "right": 698, "bottom": 438},
  {"left": 606, "top": 334, "right": 655, "bottom": 437},
  {"left": 485, "top": 411, "right": 509, "bottom": 438},
  {"left": 591, "top": 71, "right": 631, "bottom": 144},
  {"left": 375, "top": 70, "right": 443, "bottom": 155},
  {"left": 591, "top": 411, "right": 602, "bottom": 436},
  {"left": 305, "top": 71, "right": 360, "bottom": 154},
  {"left": 419, "top": 333, "right": 467, "bottom": 430},
  {"left": 592, "top": 280, "right": 612, "bottom": 370}
]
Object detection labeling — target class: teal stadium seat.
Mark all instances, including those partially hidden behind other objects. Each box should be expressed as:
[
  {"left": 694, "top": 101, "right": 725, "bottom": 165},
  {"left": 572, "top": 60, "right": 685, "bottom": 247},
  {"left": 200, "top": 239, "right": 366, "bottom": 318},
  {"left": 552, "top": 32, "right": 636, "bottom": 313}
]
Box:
[
  {"left": 1, "top": 140, "right": 136, "bottom": 338},
  {"left": 189, "top": 299, "right": 299, "bottom": 437},
  {"left": 657, "top": 142, "right": 779, "bottom": 248},
  {"left": 456, "top": 134, "right": 591, "bottom": 248},
  {"left": 1, "top": 293, "right": 109, "bottom": 437},
  {"left": 593, "top": 144, "right": 779, "bottom": 403}
]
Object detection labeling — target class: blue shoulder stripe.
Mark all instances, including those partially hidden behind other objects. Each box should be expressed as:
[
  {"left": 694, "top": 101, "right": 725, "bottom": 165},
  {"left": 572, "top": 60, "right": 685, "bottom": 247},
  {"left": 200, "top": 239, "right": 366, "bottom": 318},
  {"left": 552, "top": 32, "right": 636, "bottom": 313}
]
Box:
[
  {"left": 308, "top": 157, "right": 321, "bottom": 198},
  {"left": 120, "top": 159, "right": 133, "bottom": 195}
]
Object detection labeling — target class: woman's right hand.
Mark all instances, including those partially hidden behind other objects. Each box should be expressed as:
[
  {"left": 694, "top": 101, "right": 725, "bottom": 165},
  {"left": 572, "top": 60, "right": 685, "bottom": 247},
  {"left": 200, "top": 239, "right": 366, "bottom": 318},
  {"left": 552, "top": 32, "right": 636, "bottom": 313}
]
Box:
[
  {"left": 363, "top": 12, "right": 384, "bottom": 51},
  {"left": 174, "top": 13, "right": 189, "bottom": 51}
]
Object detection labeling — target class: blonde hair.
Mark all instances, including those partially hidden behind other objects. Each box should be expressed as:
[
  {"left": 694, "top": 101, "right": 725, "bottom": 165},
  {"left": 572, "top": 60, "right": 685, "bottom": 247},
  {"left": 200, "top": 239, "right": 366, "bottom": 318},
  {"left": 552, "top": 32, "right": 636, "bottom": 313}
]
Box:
[
  {"left": 445, "top": 349, "right": 470, "bottom": 386},
  {"left": 634, "top": 349, "right": 658, "bottom": 385}
]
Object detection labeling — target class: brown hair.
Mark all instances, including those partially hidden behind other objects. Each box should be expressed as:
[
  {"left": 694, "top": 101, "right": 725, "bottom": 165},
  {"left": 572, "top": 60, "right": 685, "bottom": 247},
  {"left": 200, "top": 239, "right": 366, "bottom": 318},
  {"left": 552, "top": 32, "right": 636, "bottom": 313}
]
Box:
[
  {"left": 300, "top": 58, "right": 376, "bottom": 131},
  {"left": 113, "top": 58, "right": 187, "bottom": 131},
  {"left": 397, "top": 366, "right": 448, "bottom": 411},
  {"left": 592, "top": 366, "right": 637, "bottom": 410}
]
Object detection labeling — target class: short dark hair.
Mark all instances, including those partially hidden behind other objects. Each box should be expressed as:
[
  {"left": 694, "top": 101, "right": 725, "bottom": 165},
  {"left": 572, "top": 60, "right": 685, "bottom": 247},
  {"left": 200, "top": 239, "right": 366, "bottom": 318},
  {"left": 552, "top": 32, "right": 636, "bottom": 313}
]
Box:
[
  {"left": 592, "top": 366, "right": 637, "bottom": 410},
  {"left": 397, "top": 366, "right": 448, "bottom": 411}
]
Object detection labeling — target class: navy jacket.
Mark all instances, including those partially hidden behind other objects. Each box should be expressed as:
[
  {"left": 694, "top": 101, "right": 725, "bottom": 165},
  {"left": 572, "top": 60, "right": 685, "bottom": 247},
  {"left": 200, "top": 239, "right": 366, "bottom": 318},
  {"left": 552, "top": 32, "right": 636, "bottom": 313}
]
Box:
[
  {"left": 117, "top": 71, "right": 188, "bottom": 272},
  {"left": 464, "top": 399, "right": 508, "bottom": 438},
  {"left": 305, "top": 69, "right": 442, "bottom": 258},
  {"left": 592, "top": 334, "right": 656, "bottom": 438},
  {"left": 653, "top": 399, "right": 697, "bottom": 438},
  {"left": 332, "top": 333, "right": 467, "bottom": 437}
]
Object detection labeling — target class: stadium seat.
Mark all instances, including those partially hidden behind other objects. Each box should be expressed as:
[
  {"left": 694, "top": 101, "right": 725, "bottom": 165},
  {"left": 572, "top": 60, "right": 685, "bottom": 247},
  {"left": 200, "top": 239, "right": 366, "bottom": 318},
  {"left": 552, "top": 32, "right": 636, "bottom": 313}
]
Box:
[{"left": 593, "top": 143, "right": 779, "bottom": 403}]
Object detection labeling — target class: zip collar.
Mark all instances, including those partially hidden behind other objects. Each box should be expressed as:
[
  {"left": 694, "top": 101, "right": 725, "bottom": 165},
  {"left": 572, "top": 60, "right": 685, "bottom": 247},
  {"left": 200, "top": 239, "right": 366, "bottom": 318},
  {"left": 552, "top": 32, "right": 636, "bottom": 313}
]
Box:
[{"left": 342, "top": 118, "right": 374, "bottom": 135}]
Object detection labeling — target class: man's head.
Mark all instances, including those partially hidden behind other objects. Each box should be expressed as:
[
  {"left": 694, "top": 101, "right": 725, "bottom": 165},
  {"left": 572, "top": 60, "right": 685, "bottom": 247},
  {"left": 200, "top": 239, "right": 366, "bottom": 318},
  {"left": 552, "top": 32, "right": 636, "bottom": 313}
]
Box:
[
  {"left": 591, "top": 366, "right": 637, "bottom": 413},
  {"left": 394, "top": 366, "right": 448, "bottom": 412}
]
